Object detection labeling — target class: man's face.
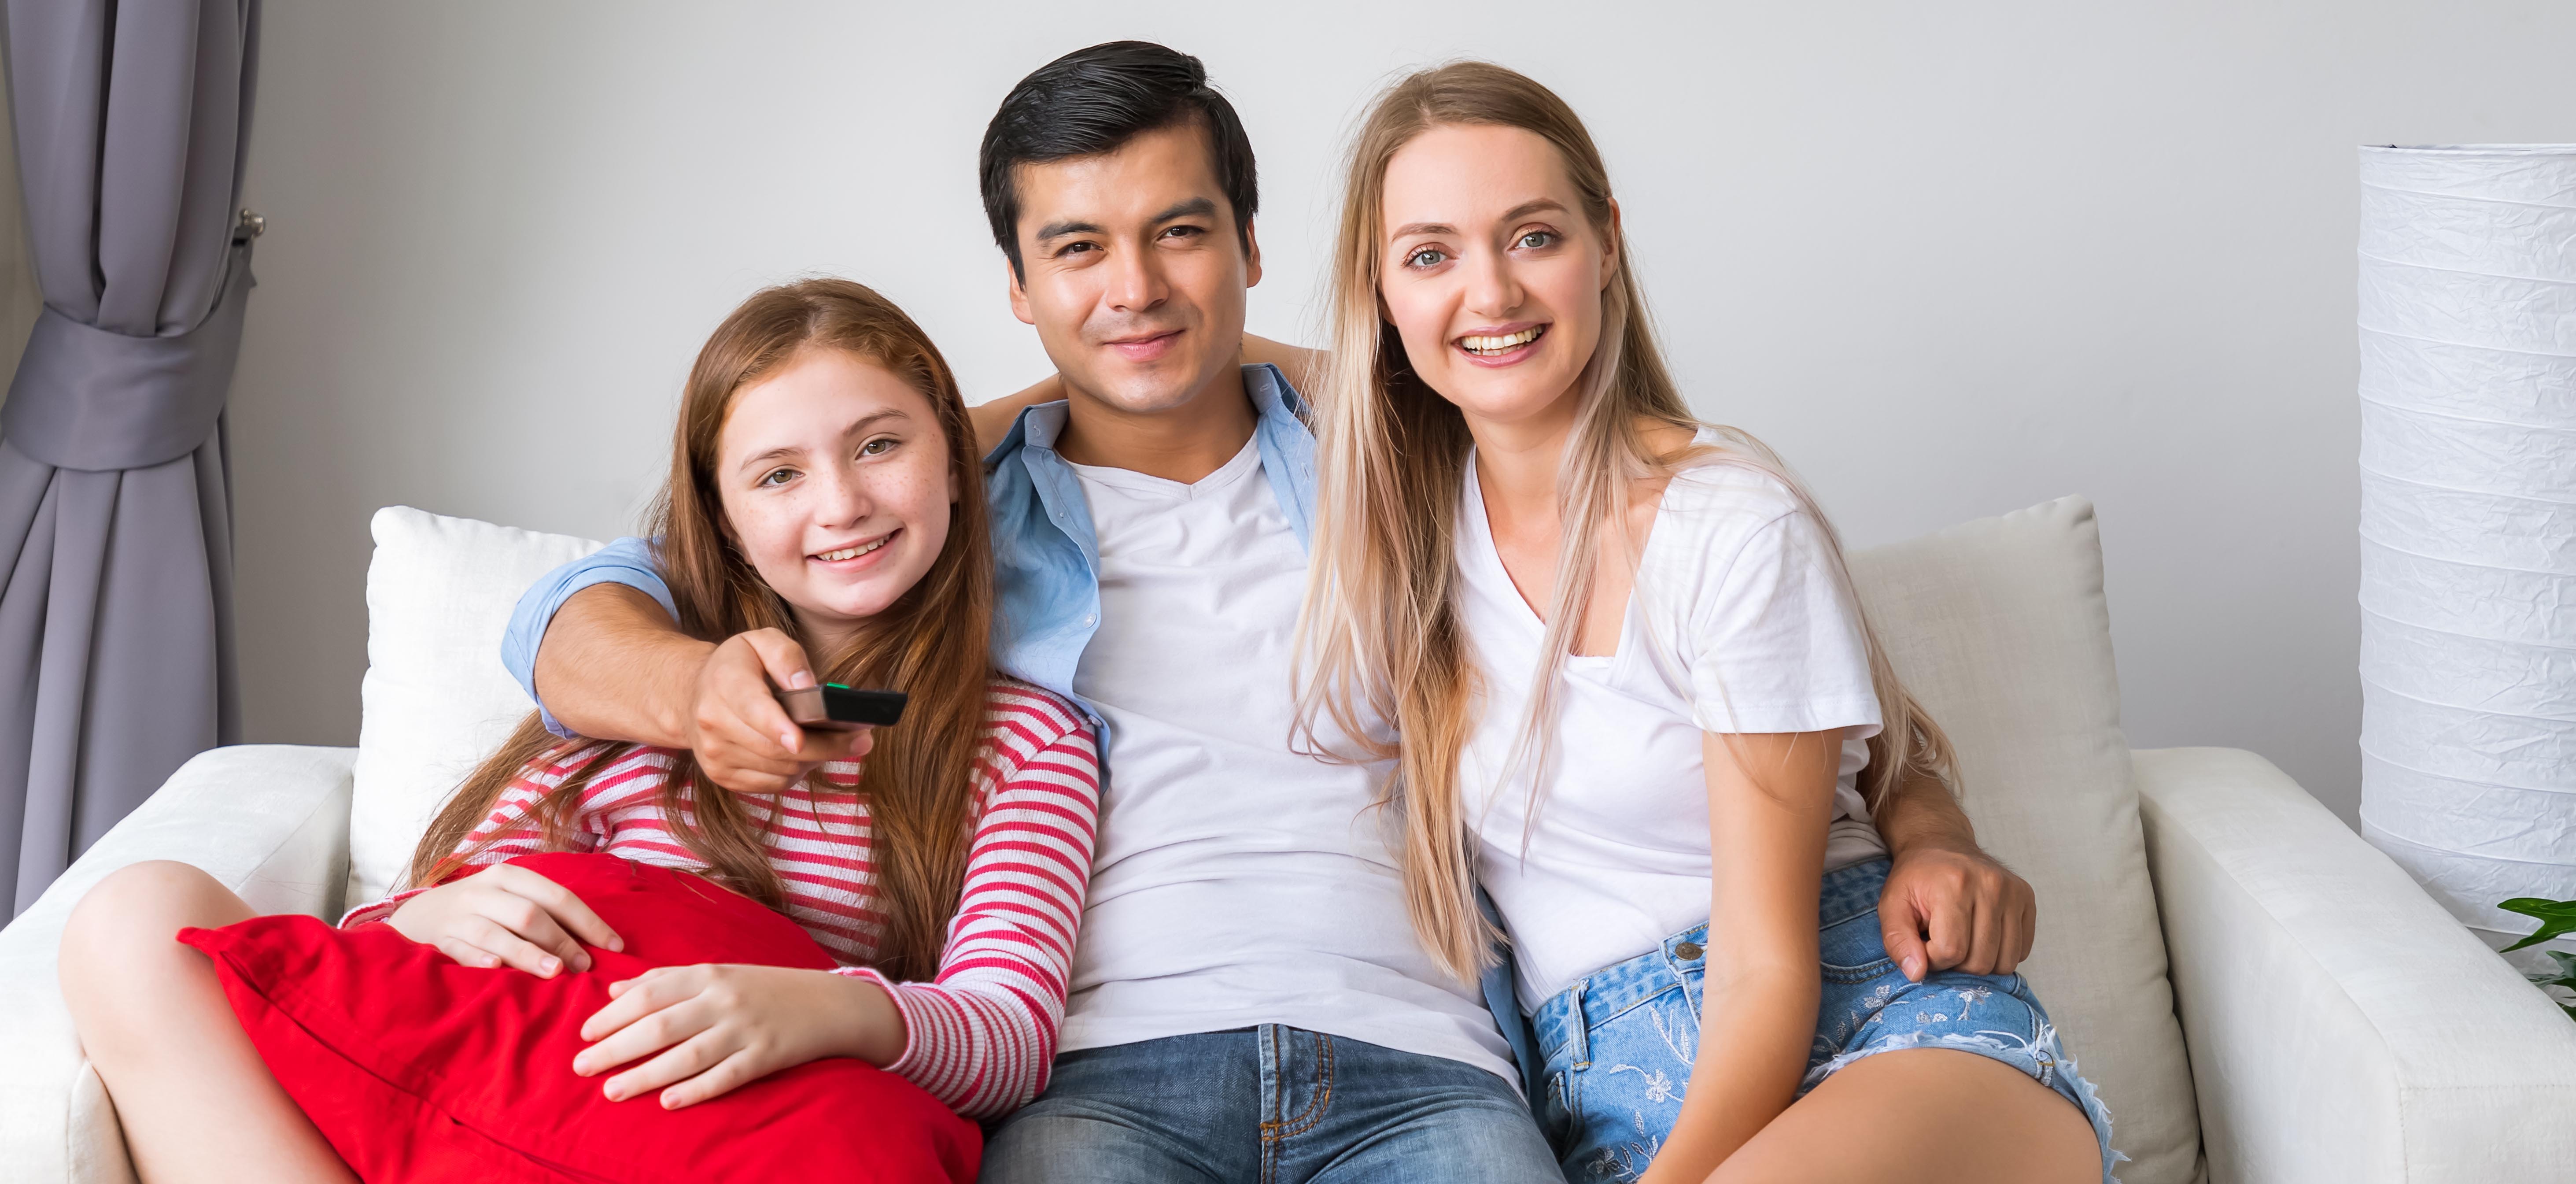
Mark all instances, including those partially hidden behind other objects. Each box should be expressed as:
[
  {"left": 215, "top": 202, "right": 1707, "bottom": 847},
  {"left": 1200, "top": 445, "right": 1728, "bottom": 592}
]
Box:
[{"left": 1006, "top": 121, "right": 1261, "bottom": 416}]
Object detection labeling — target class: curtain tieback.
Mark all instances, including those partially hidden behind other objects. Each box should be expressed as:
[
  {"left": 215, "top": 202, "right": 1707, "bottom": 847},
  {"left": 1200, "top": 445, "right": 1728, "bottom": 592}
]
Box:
[{"left": 1, "top": 241, "right": 255, "bottom": 472}]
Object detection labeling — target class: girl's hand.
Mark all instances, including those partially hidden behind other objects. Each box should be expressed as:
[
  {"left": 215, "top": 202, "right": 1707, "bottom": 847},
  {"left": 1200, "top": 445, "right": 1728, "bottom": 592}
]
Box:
[
  {"left": 384, "top": 863, "right": 622, "bottom": 977},
  {"left": 574, "top": 964, "right": 906, "bottom": 1109}
]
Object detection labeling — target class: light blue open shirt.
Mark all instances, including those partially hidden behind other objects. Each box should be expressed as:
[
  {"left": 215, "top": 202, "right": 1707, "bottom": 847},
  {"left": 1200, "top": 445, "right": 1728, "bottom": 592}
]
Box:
[{"left": 496, "top": 362, "right": 1542, "bottom": 1093}]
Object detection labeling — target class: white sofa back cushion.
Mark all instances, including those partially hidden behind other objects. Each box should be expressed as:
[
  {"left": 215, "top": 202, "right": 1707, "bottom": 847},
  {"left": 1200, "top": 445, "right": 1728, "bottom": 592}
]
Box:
[
  {"left": 1849, "top": 496, "right": 2196, "bottom": 1184},
  {"left": 345, "top": 507, "right": 605, "bottom": 909}
]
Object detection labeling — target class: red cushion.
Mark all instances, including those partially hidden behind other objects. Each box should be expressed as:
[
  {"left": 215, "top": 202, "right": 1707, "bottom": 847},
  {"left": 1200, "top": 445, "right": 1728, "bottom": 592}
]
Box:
[{"left": 179, "top": 852, "right": 980, "bottom": 1184}]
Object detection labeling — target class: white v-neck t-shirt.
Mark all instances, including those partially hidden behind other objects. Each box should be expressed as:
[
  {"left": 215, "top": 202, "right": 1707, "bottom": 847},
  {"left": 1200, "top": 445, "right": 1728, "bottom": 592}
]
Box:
[
  {"left": 1055, "top": 436, "right": 1511, "bottom": 1081},
  {"left": 1455, "top": 437, "right": 1887, "bottom": 1012}
]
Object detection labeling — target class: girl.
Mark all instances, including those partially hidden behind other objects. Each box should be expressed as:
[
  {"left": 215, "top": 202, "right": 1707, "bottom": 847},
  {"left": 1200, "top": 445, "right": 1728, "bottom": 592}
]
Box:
[
  {"left": 57, "top": 278, "right": 1100, "bottom": 1182},
  {"left": 1296, "top": 65, "right": 2116, "bottom": 1184}
]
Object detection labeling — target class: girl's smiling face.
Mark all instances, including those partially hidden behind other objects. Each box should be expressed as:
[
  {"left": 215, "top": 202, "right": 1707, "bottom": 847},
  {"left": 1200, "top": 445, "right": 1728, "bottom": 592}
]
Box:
[
  {"left": 1378, "top": 122, "right": 1618, "bottom": 432},
  {"left": 713, "top": 347, "right": 957, "bottom": 653}
]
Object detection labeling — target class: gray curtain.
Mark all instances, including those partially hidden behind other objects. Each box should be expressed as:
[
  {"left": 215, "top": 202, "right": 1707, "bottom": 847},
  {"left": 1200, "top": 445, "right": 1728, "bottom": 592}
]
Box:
[{"left": 0, "top": 0, "right": 259, "bottom": 915}]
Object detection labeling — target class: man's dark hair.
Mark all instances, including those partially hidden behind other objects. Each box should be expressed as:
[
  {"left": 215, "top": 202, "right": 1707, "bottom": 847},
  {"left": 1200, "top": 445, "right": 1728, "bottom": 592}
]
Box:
[{"left": 980, "top": 41, "right": 1259, "bottom": 278}]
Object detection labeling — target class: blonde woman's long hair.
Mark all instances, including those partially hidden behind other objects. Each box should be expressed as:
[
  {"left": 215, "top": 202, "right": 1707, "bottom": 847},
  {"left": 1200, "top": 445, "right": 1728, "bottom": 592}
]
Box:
[{"left": 1295, "top": 61, "right": 1956, "bottom": 982}]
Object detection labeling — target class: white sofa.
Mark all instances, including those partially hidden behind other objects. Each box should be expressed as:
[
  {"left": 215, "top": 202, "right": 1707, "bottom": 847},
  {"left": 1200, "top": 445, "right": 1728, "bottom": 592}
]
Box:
[{"left": 3, "top": 501, "right": 2571, "bottom": 1184}]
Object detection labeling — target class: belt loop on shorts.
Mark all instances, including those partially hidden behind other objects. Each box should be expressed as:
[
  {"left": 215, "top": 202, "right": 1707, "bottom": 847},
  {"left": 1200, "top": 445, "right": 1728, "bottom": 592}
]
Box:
[
  {"left": 1664, "top": 924, "right": 1708, "bottom": 1010},
  {"left": 1565, "top": 978, "right": 1593, "bottom": 1069}
]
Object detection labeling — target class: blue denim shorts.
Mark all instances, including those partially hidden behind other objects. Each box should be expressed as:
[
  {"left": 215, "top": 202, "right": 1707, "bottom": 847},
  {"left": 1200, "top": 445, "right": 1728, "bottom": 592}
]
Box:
[{"left": 1528, "top": 858, "right": 2120, "bottom": 1183}]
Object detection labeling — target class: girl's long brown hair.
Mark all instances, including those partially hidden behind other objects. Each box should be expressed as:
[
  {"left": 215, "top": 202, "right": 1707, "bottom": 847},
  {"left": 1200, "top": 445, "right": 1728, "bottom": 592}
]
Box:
[
  {"left": 405, "top": 278, "right": 995, "bottom": 981},
  {"left": 1295, "top": 63, "right": 1956, "bottom": 981}
]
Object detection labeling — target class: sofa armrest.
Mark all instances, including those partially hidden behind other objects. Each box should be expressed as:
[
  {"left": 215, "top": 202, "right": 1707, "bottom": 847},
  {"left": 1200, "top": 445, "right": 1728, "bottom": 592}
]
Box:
[
  {"left": 0, "top": 744, "right": 357, "bottom": 1184},
  {"left": 2136, "top": 747, "right": 2576, "bottom": 1184}
]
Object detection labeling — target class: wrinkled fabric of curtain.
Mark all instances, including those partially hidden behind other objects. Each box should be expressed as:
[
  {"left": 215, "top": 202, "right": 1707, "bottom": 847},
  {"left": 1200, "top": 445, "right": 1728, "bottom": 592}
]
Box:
[
  {"left": 0, "top": 0, "right": 258, "bottom": 915},
  {"left": 2357, "top": 144, "right": 2576, "bottom": 967}
]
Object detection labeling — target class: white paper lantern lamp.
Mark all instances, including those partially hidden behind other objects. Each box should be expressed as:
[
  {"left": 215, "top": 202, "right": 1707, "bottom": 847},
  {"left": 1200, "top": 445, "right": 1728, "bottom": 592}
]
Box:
[{"left": 2356, "top": 144, "right": 2576, "bottom": 966}]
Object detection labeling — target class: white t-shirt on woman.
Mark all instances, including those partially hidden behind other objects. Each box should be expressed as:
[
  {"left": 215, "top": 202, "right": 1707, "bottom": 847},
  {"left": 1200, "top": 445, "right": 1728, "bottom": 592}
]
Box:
[{"left": 1456, "top": 433, "right": 1887, "bottom": 1013}]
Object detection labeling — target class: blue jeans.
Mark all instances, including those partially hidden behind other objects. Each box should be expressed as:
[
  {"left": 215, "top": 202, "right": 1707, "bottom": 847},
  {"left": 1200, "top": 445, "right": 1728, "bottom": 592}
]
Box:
[
  {"left": 1529, "top": 859, "right": 2121, "bottom": 1184},
  {"left": 978, "top": 1025, "right": 1561, "bottom": 1183}
]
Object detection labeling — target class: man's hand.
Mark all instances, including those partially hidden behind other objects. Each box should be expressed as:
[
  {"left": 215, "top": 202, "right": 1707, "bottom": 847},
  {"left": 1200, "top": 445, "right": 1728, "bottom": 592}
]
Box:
[
  {"left": 685, "top": 629, "right": 871, "bottom": 795},
  {"left": 531, "top": 586, "right": 869, "bottom": 795},
  {"left": 1241, "top": 333, "right": 1326, "bottom": 394},
  {"left": 970, "top": 375, "right": 1061, "bottom": 454},
  {"left": 573, "top": 964, "right": 905, "bottom": 1109},
  {"left": 1877, "top": 844, "right": 2036, "bottom": 981},
  {"left": 385, "top": 863, "right": 624, "bottom": 978}
]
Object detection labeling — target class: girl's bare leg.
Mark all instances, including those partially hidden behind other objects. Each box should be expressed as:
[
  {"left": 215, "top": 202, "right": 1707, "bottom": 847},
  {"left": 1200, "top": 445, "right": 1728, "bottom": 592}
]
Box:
[
  {"left": 1712, "top": 1048, "right": 2098, "bottom": 1184},
  {"left": 58, "top": 861, "right": 358, "bottom": 1184}
]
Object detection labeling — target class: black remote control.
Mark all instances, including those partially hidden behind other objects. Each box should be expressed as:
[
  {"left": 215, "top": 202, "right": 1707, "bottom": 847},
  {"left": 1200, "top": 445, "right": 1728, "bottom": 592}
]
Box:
[{"left": 777, "top": 684, "right": 908, "bottom": 729}]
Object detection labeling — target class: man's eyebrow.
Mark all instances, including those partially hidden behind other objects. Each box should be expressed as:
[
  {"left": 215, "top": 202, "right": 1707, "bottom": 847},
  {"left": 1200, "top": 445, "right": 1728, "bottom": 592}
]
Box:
[
  {"left": 1033, "top": 218, "right": 1103, "bottom": 242},
  {"left": 1149, "top": 196, "right": 1218, "bottom": 225},
  {"left": 1034, "top": 197, "right": 1218, "bottom": 245},
  {"left": 1389, "top": 199, "right": 1572, "bottom": 244}
]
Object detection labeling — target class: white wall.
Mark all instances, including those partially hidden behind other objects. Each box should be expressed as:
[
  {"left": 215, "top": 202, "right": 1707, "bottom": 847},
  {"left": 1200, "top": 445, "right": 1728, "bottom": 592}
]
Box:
[{"left": 229, "top": 1, "right": 2576, "bottom": 826}]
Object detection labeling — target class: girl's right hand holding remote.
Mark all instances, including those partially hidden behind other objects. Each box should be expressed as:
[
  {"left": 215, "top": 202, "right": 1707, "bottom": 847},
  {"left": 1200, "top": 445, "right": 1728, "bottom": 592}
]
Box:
[{"left": 384, "top": 863, "right": 624, "bottom": 978}]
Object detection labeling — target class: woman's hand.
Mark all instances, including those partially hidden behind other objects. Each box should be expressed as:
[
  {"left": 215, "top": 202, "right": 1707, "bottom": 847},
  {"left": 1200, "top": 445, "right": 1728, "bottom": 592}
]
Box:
[
  {"left": 384, "top": 863, "right": 622, "bottom": 977},
  {"left": 686, "top": 629, "right": 872, "bottom": 795},
  {"left": 574, "top": 964, "right": 906, "bottom": 1109}
]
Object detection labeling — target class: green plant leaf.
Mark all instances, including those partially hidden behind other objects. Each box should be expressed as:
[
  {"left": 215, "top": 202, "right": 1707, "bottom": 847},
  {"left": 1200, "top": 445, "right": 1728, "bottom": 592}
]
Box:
[
  {"left": 2529, "top": 951, "right": 2576, "bottom": 994},
  {"left": 2498, "top": 898, "right": 2576, "bottom": 952}
]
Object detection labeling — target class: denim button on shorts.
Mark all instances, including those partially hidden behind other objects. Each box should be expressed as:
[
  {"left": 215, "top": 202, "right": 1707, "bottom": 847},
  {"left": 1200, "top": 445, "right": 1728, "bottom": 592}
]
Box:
[{"left": 1528, "top": 858, "right": 2122, "bottom": 1183}]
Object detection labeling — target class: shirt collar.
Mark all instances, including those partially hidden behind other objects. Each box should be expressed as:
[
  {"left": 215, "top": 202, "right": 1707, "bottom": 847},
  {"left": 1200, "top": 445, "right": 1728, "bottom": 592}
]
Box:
[{"left": 1242, "top": 361, "right": 1310, "bottom": 428}]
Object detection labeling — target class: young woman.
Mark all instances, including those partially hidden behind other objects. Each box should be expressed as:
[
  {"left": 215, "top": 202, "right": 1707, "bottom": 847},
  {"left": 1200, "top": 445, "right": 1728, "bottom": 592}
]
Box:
[
  {"left": 56, "top": 278, "right": 1100, "bottom": 1182},
  {"left": 1296, "top": 65, "right": 2117, "bottom": 1184}
]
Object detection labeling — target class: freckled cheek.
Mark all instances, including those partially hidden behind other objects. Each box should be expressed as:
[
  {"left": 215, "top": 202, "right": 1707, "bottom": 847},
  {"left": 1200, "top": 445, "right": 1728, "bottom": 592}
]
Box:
[
  {"left": 723, "top": 496, "right": 814, "bottom": 586},
  {"left": 908, "top": 494, "right": 952, "bottom": 560},
  {"left": 874, "top": 459, "right": 954, "bottom": 542}
]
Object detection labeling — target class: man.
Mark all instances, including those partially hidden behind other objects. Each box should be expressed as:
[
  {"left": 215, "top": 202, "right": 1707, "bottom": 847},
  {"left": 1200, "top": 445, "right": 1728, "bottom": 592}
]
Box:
[{"left": 502, "top": 41, "right": 2036, "bottom": 1182}]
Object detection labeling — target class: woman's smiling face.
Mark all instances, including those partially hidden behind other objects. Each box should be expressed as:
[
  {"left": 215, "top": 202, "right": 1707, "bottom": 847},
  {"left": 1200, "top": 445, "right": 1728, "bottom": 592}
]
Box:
[
  {"left": 1378, "top": 122, "right": 1617, "bottom": 430},
  {"left": 713, "top": 347, "right": 956, "bottom": 651}
]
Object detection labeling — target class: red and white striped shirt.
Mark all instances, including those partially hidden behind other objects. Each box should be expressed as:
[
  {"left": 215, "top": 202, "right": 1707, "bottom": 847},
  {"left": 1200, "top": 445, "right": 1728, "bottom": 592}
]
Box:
[{"left": 342, "top": 678, "right": 1100, "bottom": 1118}]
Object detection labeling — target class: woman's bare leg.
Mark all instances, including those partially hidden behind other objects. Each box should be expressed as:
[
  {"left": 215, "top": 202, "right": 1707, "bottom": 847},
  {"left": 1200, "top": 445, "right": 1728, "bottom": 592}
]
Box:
[
  {"left": 1711, "top": 1048, "right": 2098, "bottom": 1184},
  {"left": 58, "top": 861, "right": 357, "bottom": 1184}
]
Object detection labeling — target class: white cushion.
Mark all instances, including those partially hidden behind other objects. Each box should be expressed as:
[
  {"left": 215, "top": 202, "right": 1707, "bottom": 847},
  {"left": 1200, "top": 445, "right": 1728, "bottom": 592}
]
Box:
[
  {"left": 344, "top": 507, "right": 605, "bottom": 909},
  {"left": 1849, "top": 496, "right": 2198, "bottom": 1184}
]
